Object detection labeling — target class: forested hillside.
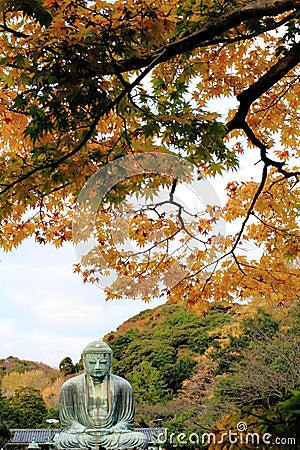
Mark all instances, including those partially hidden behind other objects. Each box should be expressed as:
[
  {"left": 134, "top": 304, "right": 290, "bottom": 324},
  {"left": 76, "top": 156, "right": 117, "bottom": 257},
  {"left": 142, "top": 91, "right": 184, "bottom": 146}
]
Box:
[
  {"left": 0, "top": 357, "right": 57, "bottom": 376},
  {"left": 105, "top": 303, "right": 300, "bottom": 449},
  {"left": 105, "top": 302, "right": 232, "bottom": 402},
  {"left": 1, "top": 302, "right": 300, "bottom": 449},
  {"left": 0, "top": 358, "right": 61, "bottom": 436}
]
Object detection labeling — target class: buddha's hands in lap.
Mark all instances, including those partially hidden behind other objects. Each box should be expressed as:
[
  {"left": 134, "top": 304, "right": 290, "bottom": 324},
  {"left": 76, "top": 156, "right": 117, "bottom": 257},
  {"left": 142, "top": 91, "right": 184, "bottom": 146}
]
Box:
[
  {"left": 84, "top": 429, "right": 113, "bottom": 435},
  {"left": 84, "top": 424, "right": 130, "bottom": 435},
  {"left": 110, "top": 422, "right": 129, "bottom": 433}
]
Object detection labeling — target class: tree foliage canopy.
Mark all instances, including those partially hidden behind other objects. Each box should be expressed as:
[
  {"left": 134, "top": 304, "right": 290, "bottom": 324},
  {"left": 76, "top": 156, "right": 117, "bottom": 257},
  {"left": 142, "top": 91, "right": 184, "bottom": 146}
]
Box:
[
  {"left": 0, "top": 0, "right": 299, "bottom": 306},
  {"left": 0, "top": 389, "right": 11, "bottom": 444},
  {"left": 9, "top": 386, "right": 47, "bottom": 428},
  {"left": 106, "top": 302, "right": 231, "bottom": 399},
  {"left": 200, "top": 307, "right": 300, "bottom": 448},
  {"left": 104, "top": 302, "right": 300, "bottom": 447}
]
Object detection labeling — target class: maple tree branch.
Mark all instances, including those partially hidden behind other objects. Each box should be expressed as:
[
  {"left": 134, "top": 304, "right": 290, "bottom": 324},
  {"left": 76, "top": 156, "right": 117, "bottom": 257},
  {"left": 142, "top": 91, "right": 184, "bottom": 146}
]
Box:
[
  {"left": 1, "top": 1, "right": 299, "bottom": 199},
  {"left": 192, "top": 155, "right": 298, "bottom": 282},
  {"left": 0, "top": 115, "right": 100, "bottom": 196},
  {"left": 252, "top": 75, "right": 299, "bottom": 115},
  {"left": 0, "top": 9, "right": 28, "bottom": 38},
  {"left": 144, "top": 199, "right": 199, "bottom": 220},
  {"left": 191, "top": 11, "right": 298, "bottom": 49},
  {"left": 269, "top": 175, "right": 299, "bottom": 190},
  {"left": 122, "top": 228, "right": 183, "bottom": 262},
  {"left": 227, "top": 42, "right": 300, "bottom": 130},
  {"left": 232, "top": 253, "right": 247, "bottom": 276},
  {"left": 169, "top": 178, "right": 178, "bottom": 202},
  {"left": 200, "top": 261, "right": 219, "bottom": 295},
  {"left": 189, "top": 162, "right": 270, "bottom": 278},
  {"left": 111, "top": 0, "right": 300, "bottom": 73},
  {"left": 0, "top": 24, "right": 28, "bottom": 38},
  {"left": 251, "top": 212, "right": 300, "bottom": 238},
  {"left": 226, "top": 42, "right": 300, "bottom": 181},
  {"left": 242, "top": 123, "right": 300, "bottom": 180},
  {"left": 0, "top": 48, "right": 164, "bottom": 197},
  {"left": 231, "top": 163, "right": 269, "bottom": 254},
  {"left": 1, "top": 0, "right": 299, "bottom": 211}
]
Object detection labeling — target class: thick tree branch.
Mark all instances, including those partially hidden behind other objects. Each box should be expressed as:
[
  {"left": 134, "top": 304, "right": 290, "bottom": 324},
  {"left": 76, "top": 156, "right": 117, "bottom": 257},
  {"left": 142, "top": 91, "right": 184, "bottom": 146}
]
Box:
[
  {"left": 0, "top": 23, "right": 28, "bottom": 38},
  {"left": 0, "top": 9, "right": 29, "bottom": 38},
  {"left": 191, "top": 11, "right": 298, "bottom": 49},
  {"left": 228, "top": 42, "right": 300, "bottom": 130},
  {"left": 232, "top": 114, "right": 300, "bottom": 181},
  {"left": 1, "top": 0, "right": 299, "bottom": 198},
  {"left": 226, "top": 40, "right": 300, "bottom": 181},
  {"left": 111, "top": 0, "right": 300, "bottom": 73}
]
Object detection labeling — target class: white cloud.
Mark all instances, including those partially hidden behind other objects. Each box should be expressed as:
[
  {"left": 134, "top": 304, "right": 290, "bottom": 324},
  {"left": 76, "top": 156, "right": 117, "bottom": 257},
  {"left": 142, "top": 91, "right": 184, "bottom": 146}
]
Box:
[
  {"left": 0, "top": 321, "right": 19, "bottom": 354},
  {"left": 0, "top": 239, "right": 164, "bottom": 368}
]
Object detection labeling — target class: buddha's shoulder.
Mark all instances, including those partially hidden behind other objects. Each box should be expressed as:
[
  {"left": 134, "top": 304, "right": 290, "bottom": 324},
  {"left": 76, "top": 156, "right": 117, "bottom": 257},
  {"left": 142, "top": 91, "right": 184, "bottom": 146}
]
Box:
[
  {"left": 110, "top": 373, "right": 132, "bottom": 388},
  {"left": 61, "top": 373, "right": 85, "bottom": 388}
]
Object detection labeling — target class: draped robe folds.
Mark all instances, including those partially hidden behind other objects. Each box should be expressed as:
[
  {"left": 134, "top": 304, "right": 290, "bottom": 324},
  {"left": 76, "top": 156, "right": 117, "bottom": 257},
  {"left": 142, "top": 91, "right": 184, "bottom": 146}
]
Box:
[{"left": 54, "top": 373, "right": 148, "bottom": 450}]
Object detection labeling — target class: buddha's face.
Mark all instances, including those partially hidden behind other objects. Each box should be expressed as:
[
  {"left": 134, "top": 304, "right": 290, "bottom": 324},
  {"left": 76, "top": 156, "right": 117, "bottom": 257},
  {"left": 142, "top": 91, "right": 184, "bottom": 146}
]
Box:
[{"left": 84, "top": 352, "right": 111, "bottom": 379}]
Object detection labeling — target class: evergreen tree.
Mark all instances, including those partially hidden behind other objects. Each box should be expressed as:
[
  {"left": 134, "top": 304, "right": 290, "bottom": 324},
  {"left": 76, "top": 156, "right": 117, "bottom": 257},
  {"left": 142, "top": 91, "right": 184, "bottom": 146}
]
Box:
[
  {"left": 128, "top": 361, "right": 170, "bottom": 404},
  {"left": 59, "top": 357, "right": 76, "bottom": 376},
  {"left": 10, "top": 386, "right": 47, "bottom": 428},
  {"left": 0, "top": 389, "right": 11, "bottom": 445}
]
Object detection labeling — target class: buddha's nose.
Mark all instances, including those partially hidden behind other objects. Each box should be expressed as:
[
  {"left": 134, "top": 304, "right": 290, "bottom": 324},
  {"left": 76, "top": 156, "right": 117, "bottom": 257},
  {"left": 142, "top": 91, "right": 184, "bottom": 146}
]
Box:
[{"left": 95, "top": 359, "right": 102, "bottom": 369}]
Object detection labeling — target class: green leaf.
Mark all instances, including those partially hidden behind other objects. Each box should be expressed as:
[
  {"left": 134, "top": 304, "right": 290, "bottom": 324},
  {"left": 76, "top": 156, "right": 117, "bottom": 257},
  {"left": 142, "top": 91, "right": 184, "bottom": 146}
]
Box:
[{"left": 0, "top": 57, "right": 10, "bottom": 66}]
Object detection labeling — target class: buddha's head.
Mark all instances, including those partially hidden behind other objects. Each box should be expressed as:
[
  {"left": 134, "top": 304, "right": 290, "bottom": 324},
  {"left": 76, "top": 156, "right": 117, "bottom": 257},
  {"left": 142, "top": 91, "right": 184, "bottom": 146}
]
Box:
[{"left": 82, "top": 340, "right": 113, "bottom": 380}]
